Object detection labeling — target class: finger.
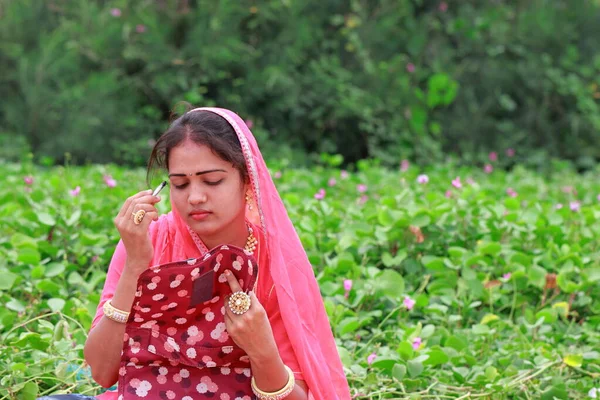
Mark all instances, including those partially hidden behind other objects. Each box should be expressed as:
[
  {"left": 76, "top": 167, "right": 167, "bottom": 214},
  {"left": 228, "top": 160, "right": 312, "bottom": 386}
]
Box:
[
  {"left": 124, "top": 195, "right": 160, "bottom": 223},
  {"left": 131, "top": 203, "right": 159, "bottom": 215},
  {"left": 224, "top": 270, "right": 243, "bottom": 294},
  {"left": 117, "top": 190, "right": 152, "bottom": 219}
]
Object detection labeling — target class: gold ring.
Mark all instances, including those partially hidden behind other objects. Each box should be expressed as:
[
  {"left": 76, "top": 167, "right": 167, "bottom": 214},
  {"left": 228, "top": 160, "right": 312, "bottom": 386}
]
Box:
[
  {"left": 228, "top": 291, "right": 251, "bottom": 315},
  {"left": 132, "top": 209, "right": 146, "bottom": 225}
]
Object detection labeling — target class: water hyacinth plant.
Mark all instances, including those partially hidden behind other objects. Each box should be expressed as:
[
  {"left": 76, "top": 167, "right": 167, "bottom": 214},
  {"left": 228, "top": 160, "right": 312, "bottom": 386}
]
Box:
[{"left": 1, "top": 157, "right": 600, "bottom": 399}]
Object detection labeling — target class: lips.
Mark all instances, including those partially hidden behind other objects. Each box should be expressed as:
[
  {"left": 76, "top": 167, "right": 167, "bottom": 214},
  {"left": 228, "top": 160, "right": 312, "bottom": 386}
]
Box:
[{"left": 189, "top": 210, "right": 211, "bottom": 221}]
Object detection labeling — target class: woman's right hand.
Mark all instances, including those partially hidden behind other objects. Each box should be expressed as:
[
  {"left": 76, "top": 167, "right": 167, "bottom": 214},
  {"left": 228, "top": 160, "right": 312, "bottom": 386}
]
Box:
[{"left": 114, "top": 189, "right": 161, "bottom": 276}]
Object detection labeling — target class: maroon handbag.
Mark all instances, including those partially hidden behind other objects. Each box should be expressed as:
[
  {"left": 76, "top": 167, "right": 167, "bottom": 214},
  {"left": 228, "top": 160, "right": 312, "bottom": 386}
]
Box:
[{"left": 119, "top": 245, "right": 258, "bottom": 399}]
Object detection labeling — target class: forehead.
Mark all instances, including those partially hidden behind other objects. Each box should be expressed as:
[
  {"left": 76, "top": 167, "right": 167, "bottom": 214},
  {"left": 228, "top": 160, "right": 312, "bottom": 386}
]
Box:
[{"left": 168, "top": 142, "right": 234, "bottom": 173}]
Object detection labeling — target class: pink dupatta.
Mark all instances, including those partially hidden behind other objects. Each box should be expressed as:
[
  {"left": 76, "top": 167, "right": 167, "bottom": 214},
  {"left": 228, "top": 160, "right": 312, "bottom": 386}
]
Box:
[{"left": 92, "top": 108, "right": 350, "bottom": 399}]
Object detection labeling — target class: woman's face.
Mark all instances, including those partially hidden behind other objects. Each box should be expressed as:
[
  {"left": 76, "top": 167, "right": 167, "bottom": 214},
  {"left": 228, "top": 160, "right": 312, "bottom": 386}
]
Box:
[{"left": 168, "top": 140, "right": 247, "bottom": 239}]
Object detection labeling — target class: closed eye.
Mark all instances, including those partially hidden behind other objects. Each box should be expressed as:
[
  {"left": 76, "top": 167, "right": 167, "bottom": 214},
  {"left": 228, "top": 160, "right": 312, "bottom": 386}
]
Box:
[{"left": 205, "top": 180, "right": 223, "bottom": 186}]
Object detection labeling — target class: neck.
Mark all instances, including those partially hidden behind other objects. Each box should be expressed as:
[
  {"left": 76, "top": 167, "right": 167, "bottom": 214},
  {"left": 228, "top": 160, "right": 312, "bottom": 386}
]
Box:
[{"left": 199, "top": 218, "right": 248, "bottom": 251}]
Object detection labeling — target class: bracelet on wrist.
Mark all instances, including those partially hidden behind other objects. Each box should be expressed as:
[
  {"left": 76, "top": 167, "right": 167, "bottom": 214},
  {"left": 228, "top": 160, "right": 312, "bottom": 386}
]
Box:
[
  {"left": 103, "top": 300, "right": 130, "bottom": 324},
  {"left": 251, "top": 364, "right": 295, "bottom": 400}
]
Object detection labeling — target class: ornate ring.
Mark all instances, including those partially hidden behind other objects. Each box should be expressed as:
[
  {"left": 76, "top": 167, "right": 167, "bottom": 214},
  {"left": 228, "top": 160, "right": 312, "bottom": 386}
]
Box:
[
  {"left": 132, "top": 209, "right": 146, "bottom": 225},
  {"left": 228, "top": 291, "right": 251, "bottom": 315}
]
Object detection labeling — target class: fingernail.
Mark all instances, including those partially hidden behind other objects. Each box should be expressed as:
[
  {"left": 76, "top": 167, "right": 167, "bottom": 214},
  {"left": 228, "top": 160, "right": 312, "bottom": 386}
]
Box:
[
  {"left": 225, "top": 270, "right": 231, "bottom": 276},
  {"left": 147, "top": 189, "right": 152, "bottom": 193}
]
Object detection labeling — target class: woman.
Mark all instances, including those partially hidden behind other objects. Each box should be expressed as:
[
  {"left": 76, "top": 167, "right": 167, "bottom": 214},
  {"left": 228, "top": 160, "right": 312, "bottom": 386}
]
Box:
[{"left": 82, "top": 107, "right": 350, "bottom": 399}]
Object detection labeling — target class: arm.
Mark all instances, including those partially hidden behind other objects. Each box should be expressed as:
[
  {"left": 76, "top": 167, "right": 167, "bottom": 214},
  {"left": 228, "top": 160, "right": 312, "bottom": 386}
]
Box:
[
  {"left": 223, "top": 270, "right": 308, "bottom": 399},
  {"left": 84, "top": 190, "right": 161, "bottom": 387},
  {"left": 83, "top": 260, "right": 145, "bottom": 388}
]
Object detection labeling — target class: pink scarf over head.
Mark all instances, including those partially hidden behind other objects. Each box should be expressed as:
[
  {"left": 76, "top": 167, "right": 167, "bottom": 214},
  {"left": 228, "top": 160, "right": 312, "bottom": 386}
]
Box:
[
  {"left": 192, "top": 108, "right": 350, "bottom": 399},
  {"left": 93, "top": 108, "right": 350, "bottom": 399}
]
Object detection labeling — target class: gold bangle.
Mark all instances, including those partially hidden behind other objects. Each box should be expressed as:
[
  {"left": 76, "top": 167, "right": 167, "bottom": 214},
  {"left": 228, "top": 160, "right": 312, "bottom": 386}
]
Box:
[
  {"left": 251, "top": 364, "right": 295, "bottom": 400},
  {"left": 103, "top": 300, "right": 130, "bottom": 324}
]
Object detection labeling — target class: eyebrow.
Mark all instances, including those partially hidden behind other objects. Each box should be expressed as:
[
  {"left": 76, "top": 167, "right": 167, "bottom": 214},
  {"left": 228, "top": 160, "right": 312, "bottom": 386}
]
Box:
[{"left": 168, "top": 169, "right": 227, "bottom": 177}]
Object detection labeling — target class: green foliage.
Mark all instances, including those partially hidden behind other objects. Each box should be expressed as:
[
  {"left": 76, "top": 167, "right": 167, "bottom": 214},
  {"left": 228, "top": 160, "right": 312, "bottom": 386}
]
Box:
[
  {"left": 1, "top": 0, "right": 599, "bottom": 167},
  {"left": 2, "top": 159, "right": 600, "bottom": 398}
]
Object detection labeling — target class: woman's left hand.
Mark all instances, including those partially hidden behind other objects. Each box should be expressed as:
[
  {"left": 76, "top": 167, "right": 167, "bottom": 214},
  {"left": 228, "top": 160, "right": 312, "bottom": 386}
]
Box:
[{"left": 223, "top": 270, "right": 279, "bottom": 361}]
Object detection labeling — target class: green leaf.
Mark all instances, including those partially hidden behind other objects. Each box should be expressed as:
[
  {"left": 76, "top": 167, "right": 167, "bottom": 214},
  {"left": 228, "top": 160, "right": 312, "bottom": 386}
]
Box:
[
  {"left": 407, "top": 359, "right": 424, "bottom": 378},
  {"left": 478, "top": 241, "right": 502, "bottom": 256},
  {"left": 19, "top": 382, "right": 38, "bottom": 400},
  {"left": 411, "top": 212, "right": 431, "bottom": 227},
  {"left": 481, "top": 314, "right": 500, "bottom": 325},
  {"left": 528, "top": 265, "right": 547, "bottom": 288},
  {"left": 17, "top": 247, "right": 41, "bottom": 265},
  {"left": 392, "top": 364, "right": 406, "bottom": 381},
  {"left": 563, "top": 354, "right": 583, "bottom": 368},
  {"left": 45, "top": 262, "right": 66, "bottom": 278},
  {"left": 471, "top": 324, "right": 491, "bottom": 335},
  {"left": 535, "top": 308, "right": 558, "bottom": 324},
  {"left": 445, "top": 335, "right": 467, "bottom": 351},
  {"left": 6, "top": 298, "right": 26, "bottom": 312},
  {"left": 423, "top": 349, "right": 448, "bottom": 366},
  {"left": 374, "top": 269, "right": 405, "bottom": 298},
  {"left": 47, "top": 298, "right": 66, "bottom": 312},
  {"left": 338, "top": 317, "right": 360, "bottom": 335},
  {"left": 0, "top": 271, "right": 18, "bottom": 290},
  {"left": 37, "top": 212, "right": 56, "bottom": 226},
  {"left": 421, "top": 256, "right": 445, "bottom": 271},
  {"left": 485, "top": 366, "right": 498, "bottom": 381}
]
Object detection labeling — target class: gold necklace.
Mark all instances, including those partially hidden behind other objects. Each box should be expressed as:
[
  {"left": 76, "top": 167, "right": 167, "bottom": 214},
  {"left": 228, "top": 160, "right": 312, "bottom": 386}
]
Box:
[{"left": 244, "top": 226, "right": 257, "bottom": 254}]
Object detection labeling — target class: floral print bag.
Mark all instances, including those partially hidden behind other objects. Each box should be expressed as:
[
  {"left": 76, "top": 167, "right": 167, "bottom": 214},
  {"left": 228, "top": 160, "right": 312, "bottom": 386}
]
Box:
[{"left": 118, "top": 245, "right": 258, "bottom": 400}]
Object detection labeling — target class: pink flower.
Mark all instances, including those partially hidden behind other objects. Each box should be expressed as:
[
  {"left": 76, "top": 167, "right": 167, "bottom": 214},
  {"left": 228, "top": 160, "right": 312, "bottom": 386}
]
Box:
[
  {"left": 328, "top": 178, "right": 337, "bottom": 187},
  {"left": 23, "top": 176, "right": 34, "bottom": 185},
  {"left": 489, "top": 152, "right": 498, "bottom": 162},
  {"left": 506, "top": 188, "right": 518, "bottom": 197},
  {"left": 357, "top": 184, "right": 367, "bottom": 193},
  {"left": 344, "top": 279, "right": 353, "bottom": 291},
  {"left": 403, "top": 296, "right": 416, "bottom": 310},
  {"left": 340, "top": 170, "right": 349, "bottom": 179},
  {"left": 406, "top": 63, "right": 415, "bottom": 73},
  {"left": 506, "top": 148, "right": 515, "bottom": 157},
  {"left": 412, "top": 337, "right": 422, "bottom": 351},
  {"left": 400, "top": 159, "right": 410, "bottom": 172},
  {"left": 451, "top": 177, "right": 462, "bottom": 189},
  {"left": 344, "top": 279, "right": 352, "bottom": 298},
  {"left": 417, "top": 174, "right": 429, "bottom": 184},
  {"left": 597, "top": 194, "right": 600, "bottom": 202},
  {"left": 110, "top": 8, "right": 121, "bottom": 17},
  {"left": 136, "top": 24, "right": 146, "bottom": 33},
  {"left": 503, "top": 273, "right": 512, "bottom": 280},
  {"left": 484, "top": 164, "right": 493, "bottom": 174},
  {"left": 466, "top": 177, "right": 475, "bottom": 185},
  {"left": 314, "top": 189, "right": 326, "bottom": 200},
  {"left": 357, "top": 195, "right": 369, "bottom": 205},
  {"left": 570, "top": 201, "right": 581, "bottom": 212},
  {"left": 245, "top": 119, "right": 254, "bottom": 129},
  {"left": 103, "top": 175, "right": 117, "bottom": 188},
  {"left": 69, "top": 186, "right": 81, "bottom": 197},
  {"left": 438, "top": 2, "right": 448, "bottom": 12},
  {"left": 556, "top": 203, "right": 563, "bottom": 210},
  {"left": 367, "top": 352, "right": 377, "bottom": 365},
  {"left": 274, "top": 171, "right": 282, "bottom": 179},
  {"left": 445, "top": 190, "right": 452, "bottom": 198}
]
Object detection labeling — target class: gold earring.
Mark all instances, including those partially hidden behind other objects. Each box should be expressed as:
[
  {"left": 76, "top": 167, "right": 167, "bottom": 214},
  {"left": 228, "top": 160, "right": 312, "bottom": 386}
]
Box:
[{"left": 245, "top": 190, "right": 253, "bottom": 211}]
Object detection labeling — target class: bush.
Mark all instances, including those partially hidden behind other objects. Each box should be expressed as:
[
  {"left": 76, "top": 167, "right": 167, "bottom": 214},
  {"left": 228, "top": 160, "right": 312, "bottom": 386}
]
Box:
[{"left": 0, "top": 0, "right": 599, "bottom": 167}]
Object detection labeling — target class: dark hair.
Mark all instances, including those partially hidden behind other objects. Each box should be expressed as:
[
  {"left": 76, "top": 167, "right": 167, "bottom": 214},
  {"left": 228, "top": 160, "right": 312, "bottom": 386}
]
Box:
[{"left": 147, "top": 106, "right": 248, "bottom": 185}]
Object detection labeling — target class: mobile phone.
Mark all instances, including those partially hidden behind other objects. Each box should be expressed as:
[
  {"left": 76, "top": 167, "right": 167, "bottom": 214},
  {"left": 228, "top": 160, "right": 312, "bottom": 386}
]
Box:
[{"left": 152, "top": 181, "right": 167, "bottom": 197}]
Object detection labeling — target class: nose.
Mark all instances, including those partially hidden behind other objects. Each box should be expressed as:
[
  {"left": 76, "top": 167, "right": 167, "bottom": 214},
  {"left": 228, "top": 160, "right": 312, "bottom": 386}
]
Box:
[{"left": 188, "top": 183, "right": 207, "bottom": 205}]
